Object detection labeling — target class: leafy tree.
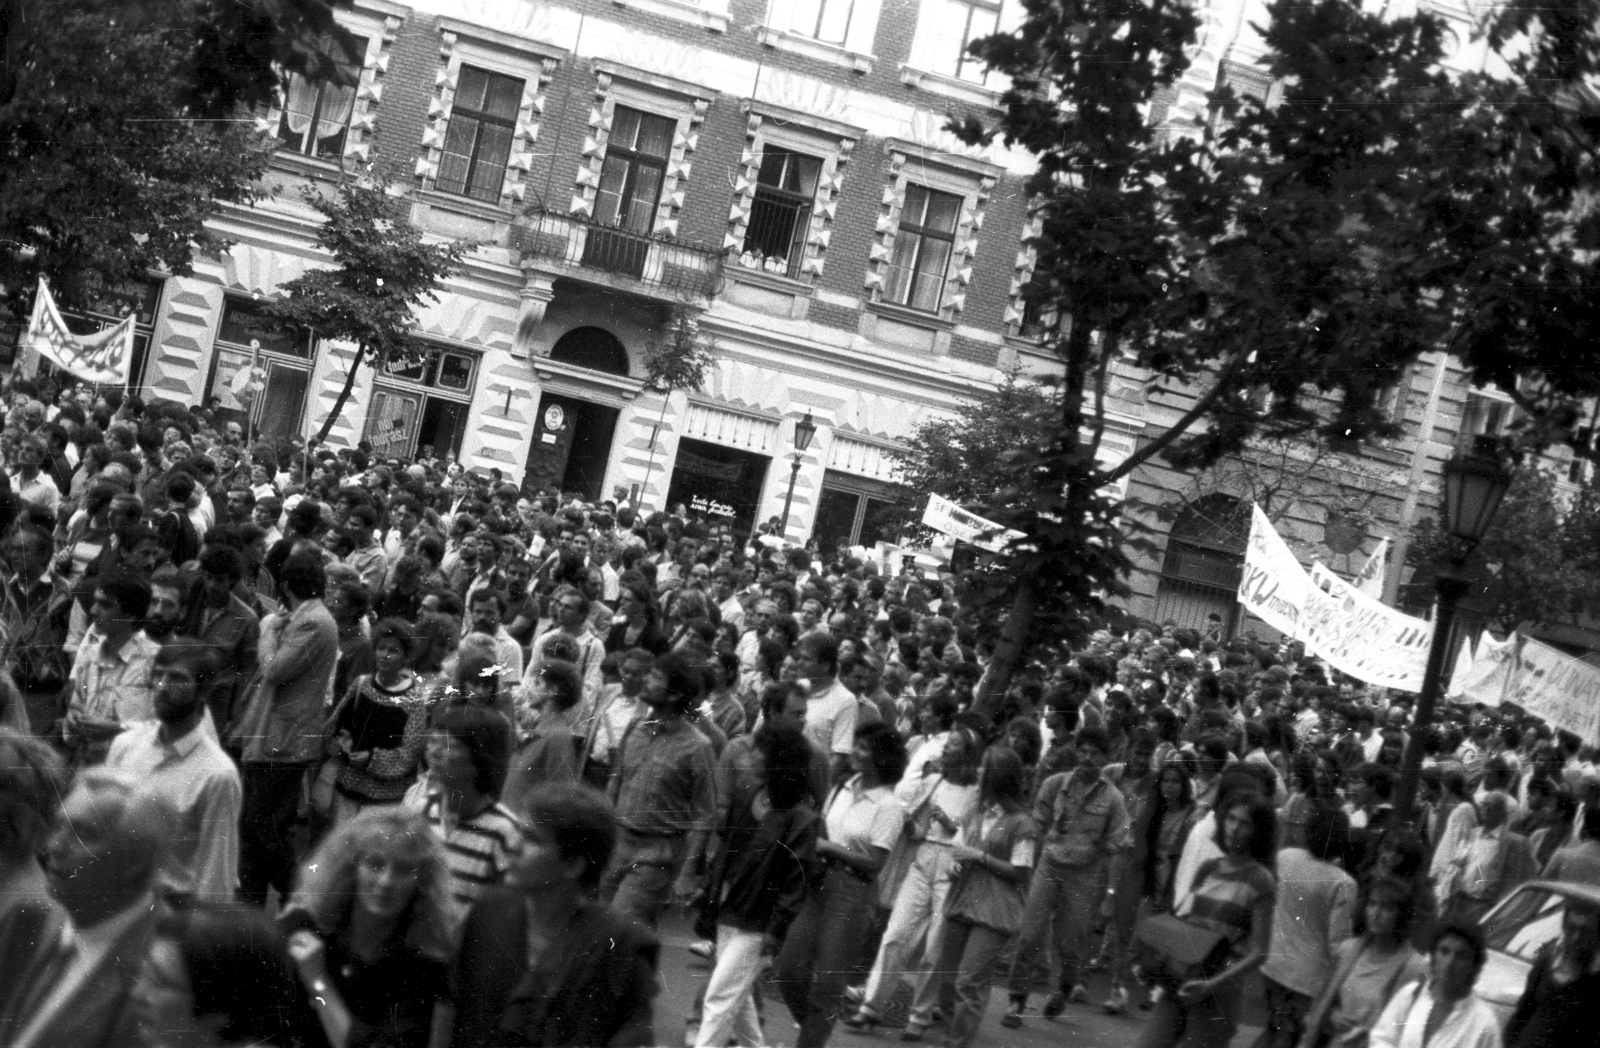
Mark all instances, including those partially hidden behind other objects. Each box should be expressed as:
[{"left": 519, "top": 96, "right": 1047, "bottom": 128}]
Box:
[
  {"left": 0, "top": 0, "right": 355, "bottom": 119},
  {"left": 1404, "top": 468, "right": 1600, "bottom": 633},
  {"left": 941, "top": 0, "right": 1600, "bottom": 710},
  {"left": 639, "top": 306, "right": 717, "bottom": 500},
  {"left": 263, "top": 180, "right": 463, "bottom": 445},
  {"left": 0, "top": 0, "right": 282, "bottom": 316}
]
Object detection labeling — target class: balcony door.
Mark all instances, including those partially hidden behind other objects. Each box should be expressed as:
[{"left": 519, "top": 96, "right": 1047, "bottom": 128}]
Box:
[{"left": 585, "top": 106, "right": 675, "bottom": 279}]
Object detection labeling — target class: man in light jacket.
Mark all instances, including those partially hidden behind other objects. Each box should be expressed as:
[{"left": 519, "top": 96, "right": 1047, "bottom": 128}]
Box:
[{"left": 233, "top": 550, "right": 338, "bottom": 905}]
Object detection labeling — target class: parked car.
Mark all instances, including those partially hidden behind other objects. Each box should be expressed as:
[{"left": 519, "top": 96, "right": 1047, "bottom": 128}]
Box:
[{"left": 1473, "top": 879, "right": 1600, "bottom": 1023}]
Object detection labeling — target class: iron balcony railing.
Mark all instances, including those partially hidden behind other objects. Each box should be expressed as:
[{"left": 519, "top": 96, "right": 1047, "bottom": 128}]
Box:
[{"left": 511, "top": 209, "right": 723, "bottom": 299}]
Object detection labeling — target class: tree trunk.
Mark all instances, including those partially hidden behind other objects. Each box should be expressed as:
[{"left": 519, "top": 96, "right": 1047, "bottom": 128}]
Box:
[
  {"left": 973, "top": 572, "right": 1039, "bottom": 720},
  {"left": 315, "top": 344, "right": 366, "bottom": 445}
]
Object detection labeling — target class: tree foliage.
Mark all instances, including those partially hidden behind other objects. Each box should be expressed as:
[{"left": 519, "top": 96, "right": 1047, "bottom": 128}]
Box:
[
  {"left": 937, "top": 0, "right": 1600, "bottom": 706},
  {"left": 263, "top": 181, "right": 463, "bottom": 444},
  {"left": 1405, "top": 469, "right": 1600, "bottom": 631},
  {"left": 0, "top": 0, "right": 282, "bottom": 315},
  {"left": 644, "top": 307, "right": 716, "bottom": 393}
]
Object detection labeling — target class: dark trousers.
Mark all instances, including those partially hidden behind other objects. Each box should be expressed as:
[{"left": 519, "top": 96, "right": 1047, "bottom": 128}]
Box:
[
  {"left": 772, "top": 868, "right": 876, "bottom": 1048},
  {"left": 239, "top": 761, "right": 312, "bottom": 905}
]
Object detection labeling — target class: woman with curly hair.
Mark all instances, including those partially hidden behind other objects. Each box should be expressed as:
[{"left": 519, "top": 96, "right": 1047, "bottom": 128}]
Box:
[
  {"left": 0, "top": 729, "right": 70, "bottom": 1037},
  {"left": 281, "top": 806, "right": 455, "bottom": 1048}
]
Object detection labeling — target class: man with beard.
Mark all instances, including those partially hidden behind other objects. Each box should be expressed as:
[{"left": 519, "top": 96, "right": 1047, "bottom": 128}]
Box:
[
  {"left": 105, "top": 640, "right": 241, "bottom": 904},
  {"left": 178, "top": 546, "right": 260, "bottom": 734},
  {"left": 466, "top": 587, "right": 524, "bottom": 687}
]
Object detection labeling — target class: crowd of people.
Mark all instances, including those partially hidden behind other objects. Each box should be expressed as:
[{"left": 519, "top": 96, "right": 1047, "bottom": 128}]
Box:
[{"left": 0, "top": 373, "right": 1599, "bottom": 1048}]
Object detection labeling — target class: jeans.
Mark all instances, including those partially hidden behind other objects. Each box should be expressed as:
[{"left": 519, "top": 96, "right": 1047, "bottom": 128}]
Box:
[
  {"left": 862, "top": 842, "right": 956, "bottom": 1013},
  {"left": 930, "top": 919, "right": 1012, "bottom": 1048},
  {"left": 696, "top": 924, "right": 768, "bottom": 1048},
  {"left": 1252, "top": 976, "right": 1312, "bottom": 1048},
  {"left": 1136, "top": 979, "right": 1242, "bottom": 1048},
  {"left": 599, "top": 829, "right": 684, "bottom": 931},
  {"left": 1007, "top": 856, "right": 1105, "bottom": 998},
  {"left": 239, "top": 761, "right": 313, "bottom": 906},
  {"left": 772, "top": 868, "right": 876, "bottom": 1047}
]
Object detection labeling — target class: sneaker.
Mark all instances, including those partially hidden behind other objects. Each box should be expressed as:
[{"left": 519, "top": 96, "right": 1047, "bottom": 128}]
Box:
[
  {"left": 1068, "top": 984, "right": 1089, "bottom": 1004},
  {"left": 1102, "top": 986, "right": 1130, "bottom": 1015},
  {"left": 1042, "top": 991, "right": 1067, "bottom": 1018},
  {"left": 687, "top": 939, "right": 714, "bottom": 961},
  {"left": 843, "top": 1006, "right": 882, "bottom": 1033},
  {"left": 1000, "top": 998, "right": 1025, "bottom": 1029},
  {"left": 900, "top": 1021, "right": 927, "bottom": 1042}
]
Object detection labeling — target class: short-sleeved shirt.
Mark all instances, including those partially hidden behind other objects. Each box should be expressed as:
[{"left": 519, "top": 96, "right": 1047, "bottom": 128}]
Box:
[
  {"left": 806, "top": 679, "right": 859, "bottom": 756},
  {"left": 825, "top": 775, "right": 904, "bottom": 854},
  {"left": 962, "top": 806, "right": 1039, "bottom": 868},
  {"left": 1182, "top": 857, "right": 1276, "bottom": 955},
  {"left": 416, "top": 792, "right": 523, "bottom": 916},
  {"left": 609, "top": 714, "right": 717, "bottom": 836}
]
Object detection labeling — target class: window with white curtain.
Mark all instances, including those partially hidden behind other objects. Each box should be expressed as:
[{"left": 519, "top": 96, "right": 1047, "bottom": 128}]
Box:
[{"left": 277, "top": 36, "right": 368, "bottom": 159}]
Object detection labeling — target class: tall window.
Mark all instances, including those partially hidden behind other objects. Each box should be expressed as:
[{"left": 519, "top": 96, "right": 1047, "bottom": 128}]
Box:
[
  {"left": 885, "top": 183, "right": 961, "bottom": 312},
  {"left": 781, "top": 0, "right": 855, "bottom": 44},
  {"left": 437, "top": 66, "right": 524, "bottom": 203},
  {"left": 925, "top": 0, "right": 1001, "bottom": 83},
  {"left": 278, "top": 35, "right": 368, "bottom": 158},
  {"left": 1463, "top": 391, "right": 1515, "bottom": 440},
  {"left": 743, "top": 148, "right": 821, "bottom": 278},
  {"left": 594, "top": 107, "right": 675, "bottom": 234}
]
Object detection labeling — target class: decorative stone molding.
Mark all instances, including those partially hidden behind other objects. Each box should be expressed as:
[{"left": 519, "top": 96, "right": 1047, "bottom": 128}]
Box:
[
  {"left": 864, "top": 145, "right": 996, "bottom": 321},
  {"left": 414, "top": 25, "right": 560, "bottom": 210},
  {"left": 255, "top": 12, "right": 400, "bottom": 166},
  {"left": 722, "top": 105, "right": 857, "bottom": 283}
]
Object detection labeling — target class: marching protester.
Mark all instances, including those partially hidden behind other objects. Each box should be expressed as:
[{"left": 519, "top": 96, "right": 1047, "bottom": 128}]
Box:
[{"left": 0, "top": 373, "right": 1598, "bottom": 1048}]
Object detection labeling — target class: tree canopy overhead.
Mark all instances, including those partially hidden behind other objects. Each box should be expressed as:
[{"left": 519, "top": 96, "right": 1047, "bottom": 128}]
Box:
[{"left": 924, "top": 0, "right": 1600, "bottom": 706}]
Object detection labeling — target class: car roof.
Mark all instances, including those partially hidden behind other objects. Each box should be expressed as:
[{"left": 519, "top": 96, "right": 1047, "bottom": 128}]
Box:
[{"left": 1513, "top": 880, "right": 1600, "bottom": 908}]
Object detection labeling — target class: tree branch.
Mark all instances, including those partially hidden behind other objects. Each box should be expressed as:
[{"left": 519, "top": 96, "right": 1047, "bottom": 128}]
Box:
[{"left": 1104, "top": 352, "right": 1249, "bottom": 484}]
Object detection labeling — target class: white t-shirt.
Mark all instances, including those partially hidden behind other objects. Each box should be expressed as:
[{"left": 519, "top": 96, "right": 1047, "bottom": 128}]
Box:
[
  {"left": 805, "top": 678, "right": 859, "bottom": 756},
  {"left": 825, "top": 777, "right": 904, "bottom": 854}
]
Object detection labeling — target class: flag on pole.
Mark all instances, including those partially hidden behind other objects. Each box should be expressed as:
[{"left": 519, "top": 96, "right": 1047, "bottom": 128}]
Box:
[
  {"left": 25, "top": 278, "right": 134, "bottom": 385},
  {"left": 1354, "top": 536, "right": 1390, "bottom": 601}
]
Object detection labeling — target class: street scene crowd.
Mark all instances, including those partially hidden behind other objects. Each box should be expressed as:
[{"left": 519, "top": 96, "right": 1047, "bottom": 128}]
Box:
[{"left": 1, "top": 375, "right": 1599, "bottom": 1048}]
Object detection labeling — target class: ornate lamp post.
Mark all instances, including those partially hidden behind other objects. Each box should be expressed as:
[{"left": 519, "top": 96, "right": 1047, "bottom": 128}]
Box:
[
  {"left": 1393, "top": 436, "right": 1513, "bottom": 823},
  {"left": 778, "top": 412, "right": 817, "bottom": 538}
]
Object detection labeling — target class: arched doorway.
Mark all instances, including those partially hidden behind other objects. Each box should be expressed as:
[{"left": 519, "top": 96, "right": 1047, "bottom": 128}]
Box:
[
  {"left": 525, "top": 327, "right": 629, "bottom": 500},
  {"left": 1152, "top": 494, "right": 1250, "bottom": 639},
  {"left": 548, "top": 326, "right": 630, "bottom": 375}
]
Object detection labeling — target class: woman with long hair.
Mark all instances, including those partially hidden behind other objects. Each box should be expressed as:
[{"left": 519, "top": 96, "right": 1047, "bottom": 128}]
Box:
[
  {"left": 1279, "top": 752, "right": 1331, "bottom": 850},
  {"left": 281, "top": 807, "right": 455, "bottom": 1048},
  {"left": 1356, "top": 829, "right": 1437, "bottom": 949},
  {"left": 1296, "top": 877, "right": 1426, "bottom": 1048},
  {"left": 772, "top": 722, "right": 907, "bottom": 1047},
  {"left": 909, "top": 743, "right": 1039, "bottom": 1046},
  {"left": 1136, "top": 795, "right": 1277, "bottom": 1048}
]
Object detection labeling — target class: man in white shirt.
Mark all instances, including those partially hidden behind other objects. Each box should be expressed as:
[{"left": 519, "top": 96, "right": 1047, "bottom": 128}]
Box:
[
  {"left": 63, "top": 574, "right": 160, "bottom": 764},
  {"left": 464, "top": 588, "right": 525, "bottom": 687},
  {"left": 1368, "top": 922, "right": 1502, "bottom": 1048},
  {"left": 793, "top": 632, "right": 858, "bottom": 781},
  {"left": 106, "top": 641, "right": 241, "bottom": 903},
  {"left": 10, "top": 433, "right": 59, "bottom": 521},
  {"left": 528, "top": 586, "right": 605, "bottom": 721}
]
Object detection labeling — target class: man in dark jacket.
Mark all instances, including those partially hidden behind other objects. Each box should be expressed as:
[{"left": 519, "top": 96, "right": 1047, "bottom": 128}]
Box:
[
  {"left": 451, "top": 783, "right": 658, "bottom": 1048},
  {"left": 1506, "top": 896, "right": 1600, "bottom": 1048}
]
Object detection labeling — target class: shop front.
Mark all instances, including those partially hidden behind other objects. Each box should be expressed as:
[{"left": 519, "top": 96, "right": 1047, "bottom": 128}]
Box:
[
  {"left": 665, "top": 437, "right": 770, "bottom": 534},
  {"left": 363, "top": 345, "right": 478, "bottom": 461},
  {"left": 524, "top": 391, "right": 621, "bottom": 501},
  {"left": 206, "top": 296, "right": 316, "bottom": 447}
]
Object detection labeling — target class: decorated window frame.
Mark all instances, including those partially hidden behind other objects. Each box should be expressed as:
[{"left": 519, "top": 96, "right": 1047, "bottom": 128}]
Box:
[
  {"left": 724, "top": 102, "right": 859, "bottom": 285},
  {"left": 863, "top": 143, "right": 999, "bottom": 322},
  {"left": 569, "top": 62, "right": 711, "bottom": 242},
  {"left": 757, "top": 0, "right": 882, "bottom": 74},
  {"left": 900, "top": 0, "right": 1019, "bottom": 107},
  {"left": 256, "top": 0, "right": 406, "bottom": 167},
  {"left": 414, "top": 18, "right": 562, "bottom": 210}
]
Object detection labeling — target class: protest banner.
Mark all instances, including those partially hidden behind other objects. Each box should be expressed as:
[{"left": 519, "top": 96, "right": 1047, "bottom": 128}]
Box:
[
  {"left": 22, "top": 278, "right": 134, "bottom": 385},
  {"left": 1302, "top": 562, "right": 1433, "bottom": 692},
  {"left": 921, "top": 494, "right": 1024, "bottom": 554},
  {"left": 1237, "top": 503, "right": 1316, "bottom": 639},
  {"left": 1453, "top": 632, "right": 1600, "bottom": 741}
]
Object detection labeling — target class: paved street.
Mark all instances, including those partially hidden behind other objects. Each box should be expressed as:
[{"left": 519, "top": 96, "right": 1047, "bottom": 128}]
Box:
[{"left": 653, "top": 912, "right": 1265, "bottom": 1048}]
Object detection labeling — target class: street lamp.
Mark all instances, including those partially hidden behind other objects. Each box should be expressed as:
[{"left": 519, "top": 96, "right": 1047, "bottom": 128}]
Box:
[
  {"left": 777, "top": 412, "right": 817, "bottom": 538},
  {"left": 1393, "top": 435, "right": 1513, "bottom": 823}
]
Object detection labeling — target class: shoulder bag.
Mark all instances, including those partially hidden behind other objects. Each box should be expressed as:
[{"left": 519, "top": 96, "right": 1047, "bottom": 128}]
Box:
[{"left": 1132, "top": 862, "right": 1230, "bottom": 987}]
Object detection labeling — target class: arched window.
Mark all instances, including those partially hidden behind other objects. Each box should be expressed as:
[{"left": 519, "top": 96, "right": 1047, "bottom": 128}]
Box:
[
  {"left": 1153, "top": 493, "right": 1250, "bottom": 639},
  {"left": 549, "top": 326, "right": 630, "bottom": 376}
]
